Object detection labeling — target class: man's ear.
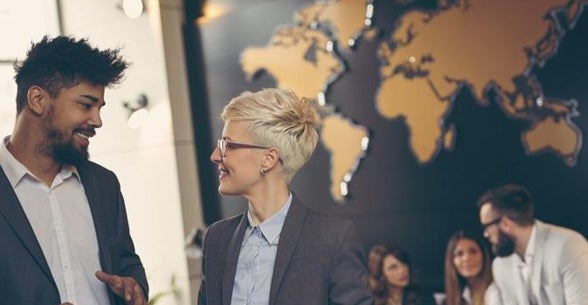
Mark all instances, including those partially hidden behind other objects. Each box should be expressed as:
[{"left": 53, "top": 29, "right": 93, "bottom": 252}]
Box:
[
  {"left": 500, "top": 216, "right": 512, "bottom": 232},
  {"left": 26, "top": 86, "right": 48, "bottom": 115}
]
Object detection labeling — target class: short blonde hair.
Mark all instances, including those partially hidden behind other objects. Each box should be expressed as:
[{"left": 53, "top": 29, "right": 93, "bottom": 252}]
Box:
[{"left": 221, "top": 88, "right": 319, "bottom": 183}]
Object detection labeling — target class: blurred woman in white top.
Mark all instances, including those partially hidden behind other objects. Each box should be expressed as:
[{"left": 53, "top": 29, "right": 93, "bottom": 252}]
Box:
[{"left": 442, "top": 229, "right": 501, "bottom": 305}]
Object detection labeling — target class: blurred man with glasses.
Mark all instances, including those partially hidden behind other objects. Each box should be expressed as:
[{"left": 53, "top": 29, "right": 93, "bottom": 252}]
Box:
[{"left": 477, "top": 184, "right": 588, "bottom": 305}]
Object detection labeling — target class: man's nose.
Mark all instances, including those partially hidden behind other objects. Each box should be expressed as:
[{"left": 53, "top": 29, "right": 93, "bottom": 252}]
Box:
[
  {"left": 483, "top": 230, "right": 490, "bottom": 238},
  {"left": 89, "top": 109, "right": 103, "bottom": 128}
]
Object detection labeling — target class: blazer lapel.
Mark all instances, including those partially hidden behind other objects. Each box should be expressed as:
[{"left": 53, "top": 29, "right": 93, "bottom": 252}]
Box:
[
  {"left": 0, "top": 168, "right": 54, "bottom": 282},
  {"left": 269, "top": 196, "right": 305, "bottom": 305},
  {"left": 222, "top": 213, "right": 249, "bottom": 305},
  {"left": 77, "top": 165, "right": 112, "bottom": 273},
  {"left": 531, "top": 221, "right": 547, "bottom": 305}
]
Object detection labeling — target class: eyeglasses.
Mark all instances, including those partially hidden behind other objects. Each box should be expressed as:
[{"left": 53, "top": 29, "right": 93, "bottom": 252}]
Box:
[
  {"left": 481, "top": 217, "right": 502, "bottom": 231},
  {"left": 217, "top": 138, "right": 271, "bottom": 158}
]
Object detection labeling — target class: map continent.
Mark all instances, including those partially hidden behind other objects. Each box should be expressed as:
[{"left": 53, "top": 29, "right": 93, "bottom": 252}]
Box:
[
  {"left": 241, "top": 0, "right": 371, "bottom": 201},
  {"left": 240, "top": 0, "right": 587, "bottom": 201},
  {"left": 377, "top": 0, "right": 585, "bottom": 164}
]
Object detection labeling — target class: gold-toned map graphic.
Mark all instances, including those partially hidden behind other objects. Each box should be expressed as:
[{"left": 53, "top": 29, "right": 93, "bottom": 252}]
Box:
[{"left": 240, "top": 0, "right": 587, "bottom": 201}]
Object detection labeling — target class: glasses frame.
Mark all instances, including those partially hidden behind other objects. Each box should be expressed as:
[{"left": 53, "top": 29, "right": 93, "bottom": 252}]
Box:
[
  {"left": 217, "top": 138, "right": 271, "bottom": 158},
  {"left": 481, "top": 216, "right": 502, "bottom": 231}
]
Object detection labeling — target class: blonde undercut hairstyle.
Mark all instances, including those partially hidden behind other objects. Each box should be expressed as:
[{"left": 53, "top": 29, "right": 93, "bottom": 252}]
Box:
[{"left": 221, "top": 88, "right": 320, "bottom": 183}]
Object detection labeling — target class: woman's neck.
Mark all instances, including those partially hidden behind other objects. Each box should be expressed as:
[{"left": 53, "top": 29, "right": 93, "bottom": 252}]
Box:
[
  {"left": 466, "top": 276, "right": 484, "bottom": 292},
  {"left": 246, "top": 187, "right": 290, "bottom": 224},
  {"left": 387, "top": 286, "right": 404, "bottom": 305},
  {"left": 466, "top": 277, "right": 486, "bottom": 305}
]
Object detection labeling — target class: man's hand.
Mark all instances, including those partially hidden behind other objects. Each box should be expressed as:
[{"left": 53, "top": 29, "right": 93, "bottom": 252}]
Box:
[{"left": 96, "top": 271, "right": 146, "bottom": 305}]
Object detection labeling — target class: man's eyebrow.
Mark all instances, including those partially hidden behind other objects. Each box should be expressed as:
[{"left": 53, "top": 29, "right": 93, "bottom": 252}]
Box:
[{"left": 81, "top": 94, "right": 106, "bottom": 107}]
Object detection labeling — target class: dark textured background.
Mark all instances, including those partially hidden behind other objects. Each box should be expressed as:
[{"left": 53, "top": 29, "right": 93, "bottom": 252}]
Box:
[{"left": 184, "top": 0, "right": 588, "bottom": 293}]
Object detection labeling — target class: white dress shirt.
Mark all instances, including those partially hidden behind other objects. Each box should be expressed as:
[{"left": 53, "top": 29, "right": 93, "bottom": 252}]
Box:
[
  {"left": 0, "top": 137, "right": 109, "bottom": 305},
  {"left": 462, "top": 283, "right": 501, "bottom": 305}
]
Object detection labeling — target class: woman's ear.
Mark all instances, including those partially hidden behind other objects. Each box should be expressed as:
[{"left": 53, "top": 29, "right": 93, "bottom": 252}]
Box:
[
  {"left": 27, "top": 86, "right": 48, "bottom": 115},
  {"left": 263, "top": 147, "right": 281, "bottom": 169}
]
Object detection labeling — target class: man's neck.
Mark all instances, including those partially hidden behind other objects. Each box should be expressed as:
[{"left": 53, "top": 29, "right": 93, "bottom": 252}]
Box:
[
  {"left": 6, "top": 136, "right": 61, "bottom": 186},
  {"left": 515, "top": 224, "right": 534, "bottom": 259}
]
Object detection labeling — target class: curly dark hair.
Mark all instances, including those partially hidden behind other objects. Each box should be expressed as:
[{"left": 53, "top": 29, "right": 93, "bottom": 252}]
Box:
[
  {"left": 14, "top": 35, "right": 129, "bottom": 113},
  {"left": 368, "top": 244, "right": 425, "bottom": 305}
]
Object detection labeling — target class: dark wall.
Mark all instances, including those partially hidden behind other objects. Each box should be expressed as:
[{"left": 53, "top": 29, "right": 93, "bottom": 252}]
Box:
[{"left": 184, "top": 0, "right": 588, "bottom": 293}]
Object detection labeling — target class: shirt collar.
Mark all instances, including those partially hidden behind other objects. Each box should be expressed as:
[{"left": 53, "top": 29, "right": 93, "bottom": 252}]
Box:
[
  {"left": 515, "top": 223, "right": 537, "bottom": 267},
  {"left": 462, "top": 286, "right": 472, "bottom": 304},
  {"left": 524, "top": 223, "right": 537, "bottom": 260},
  {"left": 0, "top": 136, "right": 80, "bottom": 187},
  {"left": 246, "top": 192, "right": 292, "bottom": 245}
]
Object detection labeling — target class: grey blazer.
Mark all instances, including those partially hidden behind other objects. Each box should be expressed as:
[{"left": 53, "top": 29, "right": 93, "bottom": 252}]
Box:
[
  {"left": 492, "top": 220, "right": 588, "bottom": 305},
  {"left": 0, "top": 161, "right": 148, "bottom": 305},
  {"left": 197, "top": 194, "right": 374, "bottom": 305}
]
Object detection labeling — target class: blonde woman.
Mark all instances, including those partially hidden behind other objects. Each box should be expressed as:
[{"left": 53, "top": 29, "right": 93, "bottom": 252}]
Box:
[{"left": 198, "top": 88, "right": 373, "bottom": 305}]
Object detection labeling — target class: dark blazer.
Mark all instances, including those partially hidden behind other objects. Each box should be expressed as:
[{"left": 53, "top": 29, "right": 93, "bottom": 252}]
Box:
[
  {"left": 197, "top": 194, "right": 374, "bottom": 305},
  {"left": 0, "top": 161, "right": 148, "bottom": 305}
]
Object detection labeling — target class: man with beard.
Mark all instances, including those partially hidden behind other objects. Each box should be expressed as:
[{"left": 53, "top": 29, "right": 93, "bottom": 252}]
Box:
[
  {"left": 0, "top": 36, "right": 148, "bottom": 305},
  {"left": 477, "top": 184, "right": 588, "bottom": 305}
]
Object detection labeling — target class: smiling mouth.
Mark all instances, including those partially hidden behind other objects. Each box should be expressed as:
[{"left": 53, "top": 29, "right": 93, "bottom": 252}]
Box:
[
  {"left": 75, "top": 128, "right": 96, "bottom": 139},
  {"left": 76, "top": 132, "right": 90, "bottom": 139},
  {"left": 74, "top": 130, "right": 95, "bottom": 147},
  {"left": 460, "top": 265, "right": 477, "bottom": 271},
  {"left": 218, "top": 168, "right": 228, "bottom": 178}
]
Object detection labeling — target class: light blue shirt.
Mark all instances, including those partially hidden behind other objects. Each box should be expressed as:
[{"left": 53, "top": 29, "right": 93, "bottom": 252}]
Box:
[{"left": 230, "top": 194, "right": 292, "bottom": 305}]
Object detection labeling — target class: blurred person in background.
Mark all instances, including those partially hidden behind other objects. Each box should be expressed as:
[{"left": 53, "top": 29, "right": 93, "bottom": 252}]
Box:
[
  {"left": 441, "top": 229, "right": 500, "bottom": 305},
  {"left": 478, "top": 183, "right": 588, "bottom": 305},
  {"left": 368, "top": 244, "right": 434, "bottom": 305}
]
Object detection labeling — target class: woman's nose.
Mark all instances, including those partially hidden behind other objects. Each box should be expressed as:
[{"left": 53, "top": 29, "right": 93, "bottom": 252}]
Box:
[{"left": 210, "top": 147, "right": 222, "bottom": 163}]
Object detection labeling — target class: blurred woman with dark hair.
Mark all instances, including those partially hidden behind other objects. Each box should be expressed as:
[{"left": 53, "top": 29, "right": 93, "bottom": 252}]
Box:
[
  {"left": 442, "top": 229, "right": 501, "bottom": 305},
  {"left": 368, "top": 244, "right": 432, "bottom": 305}
]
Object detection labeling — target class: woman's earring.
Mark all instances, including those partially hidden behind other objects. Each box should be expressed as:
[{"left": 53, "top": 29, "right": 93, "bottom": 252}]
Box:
[{"left": 260, "top": 168, "right": 267, "bottom": 176}]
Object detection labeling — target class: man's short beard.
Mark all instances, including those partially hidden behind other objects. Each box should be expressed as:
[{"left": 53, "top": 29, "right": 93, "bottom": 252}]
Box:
[
  {"left": 53, "top": 139, "right": 89, "bottom": 166},
  {"left": 493, "top": 229, "right": 516, "bottom": 257},
  {"left": 43, "top": 106, "right": 89, "bottom": 167}
]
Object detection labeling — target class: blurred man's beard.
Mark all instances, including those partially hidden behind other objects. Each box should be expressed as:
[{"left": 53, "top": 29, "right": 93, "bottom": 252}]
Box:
[{"left": 493, "top": 228, "right": 516, "bottom": 257}]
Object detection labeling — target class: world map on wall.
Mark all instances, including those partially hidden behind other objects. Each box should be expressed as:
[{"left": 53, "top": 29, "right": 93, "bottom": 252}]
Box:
[{"left": 240, "top": 0, "right": 587, "bottom": 202}]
